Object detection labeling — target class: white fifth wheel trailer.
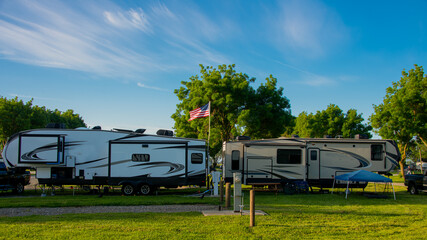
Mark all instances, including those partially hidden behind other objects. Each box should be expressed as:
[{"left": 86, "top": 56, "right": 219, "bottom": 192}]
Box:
[
  {"left": 2, "top": 128, "right": 207, "bottom": 195},
  {"left": 223, "top": 137, "right": 400, "bottom": 188}
]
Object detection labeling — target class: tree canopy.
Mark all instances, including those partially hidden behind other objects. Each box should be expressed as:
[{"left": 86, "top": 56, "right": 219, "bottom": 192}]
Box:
[
  {"left": 238, "top": 75, "right": 293, "bottom": 139},
  {"left": 293, "top": 104, "right": 372, "bottom": 138},
  {"left": 172, "top": 64, "right": 292, "bottom": 157},
  {"left": 0, "top": 96, "right": 86, "bottom": 155},
  {"left": 370, "top": 64, "right": 427, "bottom": 176}
]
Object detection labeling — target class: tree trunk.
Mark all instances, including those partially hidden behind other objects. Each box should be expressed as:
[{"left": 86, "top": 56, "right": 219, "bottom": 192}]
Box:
[
  {"left": 399, "top": 161, "right": 406, "bottom": 180},
  {"left": 419, "top": 136, "right": 427, "bottom": 148},
  {"left": 398, "top": 143, "right": 408, "bottom": 180}
]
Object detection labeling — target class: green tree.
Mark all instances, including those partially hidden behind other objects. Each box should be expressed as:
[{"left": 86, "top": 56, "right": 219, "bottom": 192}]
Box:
[
  {"left": 172, "top": 64, "right": 292, "bottom": 157},
  {"left": 239, "top": 75, "right": 292, "bottom": 139},
  {"left": 30, "top": 105, "right": 49, "bottom": 129},
  {"left": 0, "top": 96, "right": 86, "bottom": 157},
  {"left": 46, "top": 109, "right": 85, "bottom": 129},
  {"left": 0, "top": 97, "right": 33, "bottom": 141},
  {"left": 342, "top": 109, "right": 372, "bottom": 138},
  {"left": 407, "top": 141, "right": 427, "bottom": 164},
  {"left": 292, "top": 111, "right": 313, "bottom": 137},
  {"left": 293, "top": 104, "right": 372, "bottom": 138},
  {"left": 370, "top": 64, "right": 427, "bottom": 177},
  {"left": 60, "top": 109, "right": 86, "bottom": 129}
]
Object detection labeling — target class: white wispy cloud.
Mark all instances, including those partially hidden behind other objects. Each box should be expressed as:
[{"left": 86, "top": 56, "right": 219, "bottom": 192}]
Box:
[
  {"left": 273, "top": 59, "right": 336, "bottom": 87},
  {"left": 136, "top": 82, "right": 170, "bottom": 92},
  {"left": 0, "top": 1, "right": 160, "bottom": 78},
  {"left": 0, "top": 0, "right": 231, "bottom": 80},
  {"left": 276, "top": 0, "right": 349, "bottom": 58},
  {"left": 104, "top": 8, "right": 151, "bottom": 33}
]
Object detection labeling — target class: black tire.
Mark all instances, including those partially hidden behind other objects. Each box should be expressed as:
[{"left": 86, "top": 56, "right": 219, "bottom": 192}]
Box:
[
  {"left": 121, "top": 184, "right": 136, "bottom": 196},
  {"left": 409, "top": 183, "right": 418, "bottom": 195},
  {"left": 13, "top": 182, "right": 25, "bottom": 194},
  {"left": 139, "top": 184, "right": 151, "bottom": 195}
]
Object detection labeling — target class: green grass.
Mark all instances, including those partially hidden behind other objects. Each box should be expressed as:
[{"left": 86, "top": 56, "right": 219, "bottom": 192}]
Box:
[
  {"left": 389, "top": 174, "right": 405, "bottom": 183},
  {"left": 0, "top": 185, "right": 425, "bottom": 239}
]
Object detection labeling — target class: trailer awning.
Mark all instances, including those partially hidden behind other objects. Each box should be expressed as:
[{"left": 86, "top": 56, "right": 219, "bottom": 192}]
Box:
[
  {"left": 332, "top": 170, "right": 395, "bottom": 200},
  {"left": 335, "top": 170, "right": 392, "bottom": 183}
]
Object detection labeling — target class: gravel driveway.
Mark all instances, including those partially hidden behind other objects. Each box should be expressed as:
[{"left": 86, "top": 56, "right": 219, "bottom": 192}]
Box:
[
  {"left": 1, "top": 176, "right": 219, "bottom": 217},
  {"left": 0, "top": 205, "right": 219, "bottom": 217}
]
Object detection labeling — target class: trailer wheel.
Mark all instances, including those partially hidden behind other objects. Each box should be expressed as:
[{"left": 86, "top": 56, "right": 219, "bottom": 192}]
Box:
[
  {"left": 122, "top": 184, "right": 135, "bottom": 196},
  {"left": 13, "top": 182, "right": 25, "bottom": 194},
  {"left": 409, "top": 183, "right": 418, "bottom": 195},
  {"left": 139, "top": 184, "right": 151, "bottom": 195}
]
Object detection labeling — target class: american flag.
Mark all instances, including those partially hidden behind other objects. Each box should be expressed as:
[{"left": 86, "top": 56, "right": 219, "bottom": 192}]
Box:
[{"left": 188, "top": 103, "right": 210, "bottom": 121}]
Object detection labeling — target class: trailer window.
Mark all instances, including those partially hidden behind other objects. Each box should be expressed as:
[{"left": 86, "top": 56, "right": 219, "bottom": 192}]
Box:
[
  {"left": 310, "top": 150, "right": 317, "bottom": 161},
  {"left": 132, "top": 154, "right": 150, "bottom": 162},
  {"left": 371, "top": 145, "right": 383, "bottom": 161},
  {"left": 277, "top": 149, "right": 302, "bottom": 164},
  {"left": 231, "top": 150, "right": 240, "bottom": 170},
  {"left": 191, "top": 153, "right": 203, "bottom": 164}
]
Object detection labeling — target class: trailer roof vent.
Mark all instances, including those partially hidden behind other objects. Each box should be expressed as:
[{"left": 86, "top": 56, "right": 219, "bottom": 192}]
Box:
[
  {"left": 135, "top": 129, "right": 146, "bottom": 134},
  {"left": 45, "top": 123, "right": 66, "bottom": 129},
  {"left": 92, "top": 126, "right": 102, "bottom": 130},
  {"left": 335, "top": 135, "right": 343, "bottom": 139},
  {"left": 113, "top": 128, "right": 133, "bottom": 133},
  {"left": 156, "top": 129, "right": 173, "bottom": 136},
  {"left": 355, "top": 134, "right": 368, "bottom": 139},
  {"left": 323, "top": 135, "right": 332, "bottom": 138},
  {"left": 292, "top": 134, "right": 299, "bottom": 138},
  {"left": 236, "top": 136, "right": 251, "bottom": 141}
]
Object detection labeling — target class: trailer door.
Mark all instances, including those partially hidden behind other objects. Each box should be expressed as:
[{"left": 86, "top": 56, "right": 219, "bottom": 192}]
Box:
[
  {"left": 308, "top": 148, "right": 320, "bottom": 179},
  {"left": 223, "top": 143, "right": 243, "bottom": 182},
  {"left": 187, "top": 144, "right": 206, "bottom": 180}
]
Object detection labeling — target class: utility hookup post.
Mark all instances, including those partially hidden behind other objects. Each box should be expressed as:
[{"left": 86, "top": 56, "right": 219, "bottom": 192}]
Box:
[
  {"left": 211, "top": 171, "right": 220, "bottom": 196},
  {"left": 233, "top": 172, "right": 242, "bottom": 212},
  {"left": 250, "top": 189, "right": 255, "bottom": 227},
  {"left": 219, "top": 180, "right": 224, "bottom": 202},
  {"left": 225, "top": 182, "right": 231, "bottom": 208}
]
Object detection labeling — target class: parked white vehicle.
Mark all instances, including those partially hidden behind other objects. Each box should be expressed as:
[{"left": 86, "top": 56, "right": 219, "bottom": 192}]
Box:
[
  {"left": 2, "top": 127, "right": 207, "bottom": 195},
  {"left": 222, "top": 136, "right": 400, "bottom": 188}
]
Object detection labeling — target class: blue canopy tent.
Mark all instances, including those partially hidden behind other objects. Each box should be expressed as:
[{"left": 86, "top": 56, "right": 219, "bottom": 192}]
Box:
[{"left": 332, "top": 170, "right": 395, "bottom": 200}]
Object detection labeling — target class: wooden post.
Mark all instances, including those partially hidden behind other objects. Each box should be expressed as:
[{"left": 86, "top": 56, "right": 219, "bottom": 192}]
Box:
[
  {"left": 225, "top": 182, "right": 230, "bottom": 208},
  {"left": 250, "top": 189, "right": 255, "bottom": 227},
  {"left": 219, "top": 180, "right": 224, "bottom": 202}
]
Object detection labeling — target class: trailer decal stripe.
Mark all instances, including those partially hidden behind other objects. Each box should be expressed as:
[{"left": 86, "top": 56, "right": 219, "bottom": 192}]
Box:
[
  {"left": 154, "top": 145, "right": 205, "bottom": 150},
  {"left": 21, "top": 143, "right": 57, "bottom": 160},
  {"left": 93, "top": 159, "right": 130, "bottom": 168},
  {"left": 21, "top": 141, "right": 84, "bottom": 161},
  {"left": 274, "top": 169, "right": 302, "bottom": 175},
  {"left": 323, "top": 148, "right": 370, "bottom": 168},
  {"left": 76, "top": 157, "right": 107, "bottom": 166},
  {"left": 130, "top": 162, "right": 185, "bottom": 174},
  {"left": 386, "top": 152, "right": 399, "bottom": 166},
  {"left": 386, "top": 156, "right": 399, "bottom": 167},
  {"left": 323, "top": 166, "right": 354, "bottom": 171},
  {"left": 188, "top": 170, "right": 205, "bottom": 176}
]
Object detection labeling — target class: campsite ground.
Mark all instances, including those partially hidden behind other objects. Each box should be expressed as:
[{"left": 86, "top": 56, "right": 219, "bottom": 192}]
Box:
[{"left": 0, "top": 183, "right": 425, "bottom": 239}]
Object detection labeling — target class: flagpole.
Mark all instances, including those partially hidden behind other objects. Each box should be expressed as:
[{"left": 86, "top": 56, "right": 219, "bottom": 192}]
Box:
[
  {"left": 208, "top": 101, "right": 211, "bottom": 151},
  {"left": 207, "top": 101, "right": 211, "bottom": 189}
]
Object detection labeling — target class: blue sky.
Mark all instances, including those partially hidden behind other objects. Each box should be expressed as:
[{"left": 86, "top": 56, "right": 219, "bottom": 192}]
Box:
[{"left": 0, "top": 0, "right": 426, "bottom": 135}]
